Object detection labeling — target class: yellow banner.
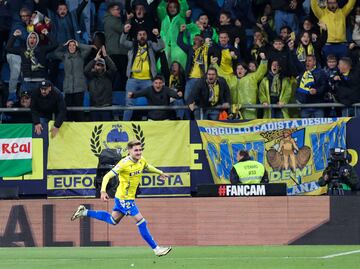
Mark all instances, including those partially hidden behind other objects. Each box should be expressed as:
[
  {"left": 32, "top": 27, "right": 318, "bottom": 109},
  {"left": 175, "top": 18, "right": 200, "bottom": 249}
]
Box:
[
  {"left": 197, "top": 118, "right": 351, "bottom": 195},
  {"left": 47, "top": 121, "right": 191, "bottom": 197},
  {"left": 48, "top": 121, "right": 190, "bottom": 169}
]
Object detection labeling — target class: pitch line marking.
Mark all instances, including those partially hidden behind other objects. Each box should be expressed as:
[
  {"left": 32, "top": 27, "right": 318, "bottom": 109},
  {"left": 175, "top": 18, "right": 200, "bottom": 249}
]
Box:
[{"left": 320, "top": 249, "right": 360, "bottom": 259}]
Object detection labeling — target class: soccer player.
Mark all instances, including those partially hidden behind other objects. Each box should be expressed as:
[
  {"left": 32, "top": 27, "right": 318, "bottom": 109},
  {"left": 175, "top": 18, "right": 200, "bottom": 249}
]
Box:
[{"left": 71, "top": 140, "right": 172, "bottom": 257}]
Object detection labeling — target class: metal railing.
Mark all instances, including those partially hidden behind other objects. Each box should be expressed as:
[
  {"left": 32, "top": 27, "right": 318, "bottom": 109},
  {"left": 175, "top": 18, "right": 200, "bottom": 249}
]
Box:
[{"left": 0, "top": 103, "right": 359, "bottom": 120}]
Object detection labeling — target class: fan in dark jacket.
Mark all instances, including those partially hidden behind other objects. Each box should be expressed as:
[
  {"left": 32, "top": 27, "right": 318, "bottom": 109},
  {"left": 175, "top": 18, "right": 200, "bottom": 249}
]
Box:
[
  {"left": 128, "top": 75, "right": 182, "bottom": 120},
  {"left": 84, "top": 46, "right": 117, "bottom": 121},
  {"left": 296, "top": 54, "right": 327, "bottom": 118},
  {"left": 6, "top": 28, "right": 57, "bottom": 92},
  {"left": 187, "top": 67, "right": 231, "bottom": 120},
  {"left": 334, "top": 57, "right": 360, "bottom": 116},
  {"left": 31, "top": 80, "right": 66, "bottom": 138}
]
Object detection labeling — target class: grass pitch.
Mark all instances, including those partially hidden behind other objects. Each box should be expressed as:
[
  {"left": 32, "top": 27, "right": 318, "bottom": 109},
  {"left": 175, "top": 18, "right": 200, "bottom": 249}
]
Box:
[{"left": 1, "top": 245, "right": 359, "bottom": 269}]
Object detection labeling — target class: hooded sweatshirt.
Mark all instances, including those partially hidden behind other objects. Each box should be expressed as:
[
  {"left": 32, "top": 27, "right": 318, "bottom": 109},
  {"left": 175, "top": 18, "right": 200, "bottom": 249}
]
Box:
[{"left": 6, "top": 31, "right": 58, "bottom": 80}]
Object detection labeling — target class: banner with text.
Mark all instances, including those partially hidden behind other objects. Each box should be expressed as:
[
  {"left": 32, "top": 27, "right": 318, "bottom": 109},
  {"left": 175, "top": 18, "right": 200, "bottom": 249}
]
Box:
[
  {"left": 0, "top": 124, "right": 32, "bottom": 177},
  {"left": 47, "top": 121, "right": 191, "bottom": 197},
  {"left": 197, "top": 118, "right": 351, "bottom": 195}
]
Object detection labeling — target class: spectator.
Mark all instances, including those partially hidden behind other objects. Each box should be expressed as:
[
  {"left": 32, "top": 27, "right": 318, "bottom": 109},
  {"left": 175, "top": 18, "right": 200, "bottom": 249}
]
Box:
[
  {"left": 7, "top": 90, "right": 32, "bottom": 123},
  {"left": 323, "top": 54, "right": 340, "bottom": 116},
  {"left": 230, "top": 149, "right": 269, "bottom": 184},
  {"left": 351, "top": 6, "right": 360, "bottom": 46},
  {"left": 45, "top": 0, "right": 90, "bottom": 85},
  {"left": 311, "top": 0, "right": 355, "bottom": 59},
  {"left": 6, "top": 7, "right": 32, "bottom": 106},
  {"left": 259, "top": 59, "right": 293, "bottom": 118},
  {"left": 248, "top": 60, "right": 258, "bottom": 72},
  {"left": 128, "top": 74, "right": 182, "bottom": 120},
  {"left": 31, "top": 11, "right": 52, "bottom": 45},
  {"left": 224, "top": 53, "right": 268, "bottom": 119},
  {"left": 216, "top": 10, "right": 247, "bottom": 60},
  {"left": 54, "top": 39, "right": 93, "bottom": 121},
  {"left": 267, "top": 37, "right": 295, "bottom": 77},
  {"left": 257, "top": 3, "right": 275, "bottom": 32},
  {"left": 296, "top": 54, "right": 327, "bottom": 118},
  {"left": 86, "top": 31, "right": 105, "bottom": 63},
  {"left": 177, "top": 24, "right": 209, "bottom": 101},
  {"left": 128, "top": 0, "right": 158, "bottom": 41},
  {"left": 45, "top": 0, "right": 89, "bottom": 44},
  {"left": 6, "top": 28, "right": 57, "bottom": 93},
  {"left": 271, "top": 0, "right": 303, "bottom": 34},
  {"left": 31, "top": 80, "right": 66, "bottom": 138},
  {"left": 184, "top": 11, "right": 218, "bottom": 45},
  {"left": 300, "top": 17, "right": 319, "bottom": 39},
  {"left": 250, "top": 29, "right": 271, "bottom": 64},
  {"left": 187, "top": 67, "right": 231, "bottom": 120},
  {"left": 104, "top": 2, "right": 128, "bottom": 91},
  {"left": 168, "top": 61, "right": 186, "bottom": 119},
  {"left": 349, "top": 6, "right": 360, "bottom": 65},
  {"left": 279, "top": 25, "right": 293, "bottom": 43},
  {"left": 157, "top": 0, "right": 189, "bottom": 69},
  {"left": 208, "top": 31, "right": 240, "bottom": 81},
  {"left": 120, "top": 23, "right": 165, "bottom": 121},
  {"left": 294, "top": 31, "right": 322, "bottom": 65},
  {"left": 334, "top": 57, "right": 360, "bottom": 116},
  {"left": 84, "top": 46, "right": 117, "bottom": 121},
  {"left": 0, "top": 0, "right": 11, "bottom": 74}
]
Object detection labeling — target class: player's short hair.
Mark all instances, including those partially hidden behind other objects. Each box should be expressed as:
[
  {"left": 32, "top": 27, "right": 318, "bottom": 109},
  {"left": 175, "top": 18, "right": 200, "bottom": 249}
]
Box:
[{"left": 127, "top": 140, "right": 142, "bottom": 149}]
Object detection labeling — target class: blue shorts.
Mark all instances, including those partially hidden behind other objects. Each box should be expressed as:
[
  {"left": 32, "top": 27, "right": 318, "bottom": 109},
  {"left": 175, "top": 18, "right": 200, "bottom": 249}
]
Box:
[{"left": 113, "top": 198, "right": 140, "bottom": 216}]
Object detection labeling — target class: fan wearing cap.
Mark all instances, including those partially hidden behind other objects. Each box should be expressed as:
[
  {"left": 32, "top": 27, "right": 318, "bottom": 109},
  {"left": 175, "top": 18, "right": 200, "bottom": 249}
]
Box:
[
  {"left": 6, "top": 91, "right": 33, "bottom": 124},
  {"left": 84, "top": 46, "right": 117, "bottom": 121},
  {"left": 31, "top": 80, "right": 66, "bottom": 138}
]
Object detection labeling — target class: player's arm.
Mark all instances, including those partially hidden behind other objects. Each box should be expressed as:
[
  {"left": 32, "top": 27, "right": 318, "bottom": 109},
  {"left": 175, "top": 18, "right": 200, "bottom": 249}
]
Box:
[
  {"left": 101, "top": 170, "right": 115, "bottom": 192},
  {"left": 145, "top": 163, "right": 169, "bottom": 179},
  {"left": 100, "top": 164, "right": 121, "bottom": 201}
]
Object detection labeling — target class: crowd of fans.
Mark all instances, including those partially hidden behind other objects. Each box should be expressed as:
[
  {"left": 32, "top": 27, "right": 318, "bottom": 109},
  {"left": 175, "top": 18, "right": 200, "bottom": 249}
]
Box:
[{"left": 1, "top": 0, "right": 360, "bottom": 126}]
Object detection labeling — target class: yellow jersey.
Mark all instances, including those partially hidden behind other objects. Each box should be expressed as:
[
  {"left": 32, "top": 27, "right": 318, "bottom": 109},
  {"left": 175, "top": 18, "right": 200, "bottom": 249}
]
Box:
[
  {"left": 131, "top": 45, "right": 151, "bottom": 80},
  {"left": 101, "top": 156, "right": 163, "bottom": 200}
]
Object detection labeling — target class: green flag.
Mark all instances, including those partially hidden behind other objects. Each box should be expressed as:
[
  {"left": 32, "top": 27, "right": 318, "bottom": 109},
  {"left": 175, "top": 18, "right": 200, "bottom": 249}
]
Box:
[{"left": 0, "top": 124, "right": 32, "bottom": 177}]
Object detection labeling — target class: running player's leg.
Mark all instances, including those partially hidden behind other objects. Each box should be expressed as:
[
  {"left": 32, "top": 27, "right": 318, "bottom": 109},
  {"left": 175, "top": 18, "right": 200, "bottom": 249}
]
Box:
[
  {"left": 133, "top": 212, "right": 157, "bottom": 249},
  {"left": 71, "top": 203, "right": 124, "bottom": 225},
  {"left": 132, "top": 210, "right": 171, "bottom": 256},
  {"left": 86, "top": 209, "right": 124, "bottom": 225}
]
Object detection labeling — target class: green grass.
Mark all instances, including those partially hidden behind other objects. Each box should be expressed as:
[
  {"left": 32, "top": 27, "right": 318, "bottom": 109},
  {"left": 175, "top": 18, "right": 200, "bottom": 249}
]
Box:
[{"left": 0, "top": 246, "right": 360, "bottom": 269}]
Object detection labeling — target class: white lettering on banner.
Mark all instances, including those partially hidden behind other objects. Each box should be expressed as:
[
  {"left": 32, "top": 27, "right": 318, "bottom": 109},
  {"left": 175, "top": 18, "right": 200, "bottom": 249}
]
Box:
[
  {"left": 203, "top": 118, "right": 335, "bottom": 136},
  {"left": 226, "top": 185, "right": 266, "bottom": 196},
  {"left": 0, "top": 138, "right": 32, "bottom": 160}
]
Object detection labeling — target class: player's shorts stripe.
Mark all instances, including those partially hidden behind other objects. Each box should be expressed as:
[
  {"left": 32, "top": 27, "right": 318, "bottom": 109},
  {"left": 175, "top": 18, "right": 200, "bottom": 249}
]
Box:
[
  {"left": 136, "top": 218, "right": 146, "bottom": 226},
  {"left": 110, "top": 216, "right": 117, "bottom": 224}
]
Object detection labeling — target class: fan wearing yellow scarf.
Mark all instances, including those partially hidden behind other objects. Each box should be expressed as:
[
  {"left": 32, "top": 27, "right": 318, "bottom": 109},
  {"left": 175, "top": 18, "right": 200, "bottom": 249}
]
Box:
[{"left": 296, "top": 55, "right": 327, "bottom": 118}]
